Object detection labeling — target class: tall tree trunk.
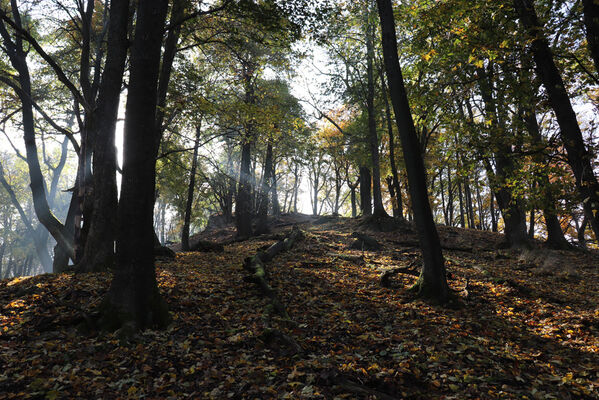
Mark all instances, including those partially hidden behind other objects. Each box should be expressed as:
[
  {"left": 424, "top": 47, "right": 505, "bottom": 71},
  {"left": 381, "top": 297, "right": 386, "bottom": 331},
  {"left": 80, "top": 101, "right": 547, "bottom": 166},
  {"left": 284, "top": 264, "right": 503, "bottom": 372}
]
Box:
[
  {"left": 359, "top": 166, "right": 372, "bottom": 216},
  {"left": 0, "top": 4, "right": 76, "bottom": 261},
  {"left": 583, "top": 0, "right": 599, "bottom": 75},
  {"left": 520, "top": 102, "right": 572, "bottom": 249},
  {"left": 447, "top": 166, "right": 454, "bottom": 226},
  {"left": 380, "top": 63, "right": 403, "bottom": 218},
  {"left": 477, "top": 65, "right": 529, "bottom": 248},
  {"left": 271, "top": 162, "right": 280, "bottom": 216},
  {"left": 514, "top": 0, "right": 599, "bottom": 242},
  {"left": 79, "top": 0, "right": 129, "bottom": 272},
  {"left": 366, "top": 15, "right": 388, "bottom": 218},
  {"left": 376, "top": 0, "right": 449, "bottom": 303},
  {"left": 349, "top": 181, "right": 358, "bottom": 218},
  {"left": 457, "top": 175, "right": 465, "bottom": 228},
  {"left": 528, "top": 208, "right": 535, "bottom": 239},
  {"left": 236, "top": 70, "right": 256, "bottom": 238},
  {"left": 256, "top": 141, "right": 273, "bottom": 234},
  {"left": 311, "top": 165, "right": 320, "bottom": 216},
  {"left": 439, "top": 168, "right": 448, "bottom": 225},
  {"left": 101, "top": 0, "right": 170, "bottom": 332},
  {"left": 182, "top": 124, "right": 202, "bottom": 251}
]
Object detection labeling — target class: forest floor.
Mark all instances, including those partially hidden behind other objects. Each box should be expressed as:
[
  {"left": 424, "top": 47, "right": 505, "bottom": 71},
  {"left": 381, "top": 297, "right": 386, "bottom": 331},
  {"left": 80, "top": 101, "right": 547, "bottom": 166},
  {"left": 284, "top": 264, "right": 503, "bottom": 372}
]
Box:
[{"left": 1, "top": 214, "right": 599, "bottom": 399}]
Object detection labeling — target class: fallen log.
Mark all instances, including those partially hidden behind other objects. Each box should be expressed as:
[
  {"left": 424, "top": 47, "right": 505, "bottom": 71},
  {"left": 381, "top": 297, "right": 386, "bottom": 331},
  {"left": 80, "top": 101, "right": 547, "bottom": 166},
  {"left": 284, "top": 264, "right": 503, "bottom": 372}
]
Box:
[
  {"left": 327, "top": 253, "right": 365, "bottom": 265},
  {"left": 242, "top": 226, "right": 304, "bottom": 319}
]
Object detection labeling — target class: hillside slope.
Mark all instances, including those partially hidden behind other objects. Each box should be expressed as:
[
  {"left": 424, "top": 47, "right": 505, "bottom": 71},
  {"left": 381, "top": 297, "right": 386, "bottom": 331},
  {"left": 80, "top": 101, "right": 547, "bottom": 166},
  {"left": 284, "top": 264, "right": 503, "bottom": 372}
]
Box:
[{"left": 1, "top": 216, "right": 598, "bottom": 399}]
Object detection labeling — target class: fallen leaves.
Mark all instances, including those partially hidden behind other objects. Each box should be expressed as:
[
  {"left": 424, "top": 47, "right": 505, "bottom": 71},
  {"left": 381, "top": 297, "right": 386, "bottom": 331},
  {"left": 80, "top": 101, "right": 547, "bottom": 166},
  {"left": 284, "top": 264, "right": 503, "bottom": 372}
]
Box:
[{"left": 0, "top": 217, "right": 598, "bottom": 399}]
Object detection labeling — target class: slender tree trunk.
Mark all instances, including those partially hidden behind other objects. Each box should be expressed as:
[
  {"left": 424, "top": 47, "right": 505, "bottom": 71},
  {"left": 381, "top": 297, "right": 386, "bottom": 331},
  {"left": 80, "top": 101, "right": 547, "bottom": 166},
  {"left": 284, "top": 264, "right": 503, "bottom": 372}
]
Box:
[
  {"left": 578, "top": 215, "right": 588, "bottom": 248},
  {"left": 182, "top": 124, "right": 202, "bottom": 251},
  {"left": 514, "top": 0, "right": 599, "bottom": 241},
  {"left": 236, "top": 71, "right": 255, "bottom": 237},
  {"left": 271, "top": 163, "right": 280, "bottom": 216},
  {"left": 376, "top": 0, "right": 449, "bottom": 303},
  {"left": 528, "top": 208, "right": 535, "bottom": 239},
  {"left": 439, "top": 168, "right": 448, "bottom": 225},
  {"left": 477, "top": 65, "right": 529, "bottom": 248},
  {"left": 380, "top": 63, "right": 403, "bottom": 218},
  {"left": 256, "top": 141, "right": 273, "bottom": 234},
  {"left": 447, "top": 166, "right": 454, "bottom": 226},
  {"left": 101, "top": 0, "right": 170, "bottom": 332},
  {"left": 349, "top": 181, "right": 358, "bottom": 218},
  {"left": 312, "top": 166, "right": 320, "bottom": 216},
  {"left": 464, "top": 177, "right": 475, "bottom": 228},
  {"left": 457, "top": 177, "right": 465, "bottom": 228},
  {"left": 0, "top": 5, "right": 76, "bottom": 261},
  {"left": 365, "top": 16, "right": 387, "bottom": 218},
  {"left": 359, "top": 166, "right": 372, "bottom": 216},
  {"left": 475, "top": 177, "right": 484, "bottom": 230},
  {"left": 521, "top": 102, "right": 572, "bottom": 249}
]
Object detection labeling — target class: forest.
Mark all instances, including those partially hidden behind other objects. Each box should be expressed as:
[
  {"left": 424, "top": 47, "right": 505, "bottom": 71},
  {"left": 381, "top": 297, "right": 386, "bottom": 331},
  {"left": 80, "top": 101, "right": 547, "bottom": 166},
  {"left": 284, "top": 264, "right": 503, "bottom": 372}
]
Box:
[{"left": 0, "top": 0, "right": 598, "bottom": 398}]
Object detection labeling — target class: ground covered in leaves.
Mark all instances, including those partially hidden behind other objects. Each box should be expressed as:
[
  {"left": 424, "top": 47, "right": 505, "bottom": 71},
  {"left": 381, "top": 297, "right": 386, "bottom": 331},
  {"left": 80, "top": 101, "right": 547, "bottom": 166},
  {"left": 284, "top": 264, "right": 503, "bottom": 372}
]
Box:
[{"left": 1, "top": 214, "right": 598, "bottom": 399}]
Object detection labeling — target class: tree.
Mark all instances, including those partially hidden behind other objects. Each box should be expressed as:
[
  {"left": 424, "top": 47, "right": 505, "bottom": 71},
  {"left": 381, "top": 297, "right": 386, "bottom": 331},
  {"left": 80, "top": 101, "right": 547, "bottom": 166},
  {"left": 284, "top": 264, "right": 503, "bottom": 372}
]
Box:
[
  {"left": 514, "top": 0, "right": 599, "bottom": 241},
  {"left": 376, "top": 0, "right": 449, "bottom": 303},
  {"left": 100, "top": 0, "right": 170, "bottom": 332}
]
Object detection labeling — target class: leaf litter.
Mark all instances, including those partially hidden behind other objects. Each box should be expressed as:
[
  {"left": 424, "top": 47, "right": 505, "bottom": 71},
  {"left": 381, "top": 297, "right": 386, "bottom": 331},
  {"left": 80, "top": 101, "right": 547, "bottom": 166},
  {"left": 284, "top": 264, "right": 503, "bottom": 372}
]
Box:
[{"left": 1, "top": 216, "right": 598, "bottom": 399}]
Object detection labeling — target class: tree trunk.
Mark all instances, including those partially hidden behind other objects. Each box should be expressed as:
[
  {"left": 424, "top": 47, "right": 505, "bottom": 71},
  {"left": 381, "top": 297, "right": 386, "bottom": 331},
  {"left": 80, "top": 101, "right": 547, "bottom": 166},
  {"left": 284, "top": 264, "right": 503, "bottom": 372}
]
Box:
[
  {"left": 376, "top": 0, "right": 449, "bottom": 303},
  {"left": 100, "top": 0, "right": 170, "bottom": 333},
  {"left": 256, "top": 141, "right": 273, "bottom": 234},
  {"left": 359, "top": 166, "right": 372, "bottom": 216},
  {"left": 78, "top": 0, "right": 129, "bottom": 272},
  {"left": 312, "top": 166, "right": 320, "bottom": 216},
  {"left": 583, "top": 0, "right": 599, "bottom": 75},
  {"left": 365, "top": 14, "right": 387, "bottom": 218},
  {"left": 447, "top": 166, "right": 454, "bottom": 226},
  {"left": 236, "top": 68, "right": 256, "bottom": 238},
  {"left": 182, "top": 124, "right": 202, "bottom": 251},
  {"left": 380, "top": 62, "right": 403, "bottom": 219},
  {"left": 271, "top": 163, "right": 280, "bottom": 216},
  {"left": 457, "top": 177, "right": 465, "bottom": 228},
  {"left": 0, "top": 5, "right": 76, "bottom": 261},
  {"left": 520, "top": 101, "right": 572, "bottom": 249},
  {"left": 514, "top": 0, "right": 599, "bottom": 241},
  {"left": 477, "top": 65, "right": 529, "bottom": 248}
]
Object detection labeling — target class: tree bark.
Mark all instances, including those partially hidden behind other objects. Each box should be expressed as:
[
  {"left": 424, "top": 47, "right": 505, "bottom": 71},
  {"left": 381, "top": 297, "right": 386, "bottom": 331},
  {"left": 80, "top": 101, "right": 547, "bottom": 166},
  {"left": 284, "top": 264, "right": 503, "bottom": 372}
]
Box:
[
  {"left": 380, "top": 63, "right": 403, "bottom": 219},
  {"left": 376, "top": 0, "right": 449, "bottom": 303},
  {"left": 101, "top": 0, "right": 170, "bottom": 332},
  {"left": 182, "top": 124, "right": 202, "bottom": 251},
  {"left": 78, "top": 0, "right": 130, "bottom": 272},
  {"left": 359, "top": 166, "right": 372, "bottom": 216},
  {"left": 365, "top": 13, "right": 387, "bottom": 218},
  {"left": 256, "top": 141, "right": 273, "bottom": 234},
  {"left": 583, "top": 0, "right": 599, "bottom": 75}
]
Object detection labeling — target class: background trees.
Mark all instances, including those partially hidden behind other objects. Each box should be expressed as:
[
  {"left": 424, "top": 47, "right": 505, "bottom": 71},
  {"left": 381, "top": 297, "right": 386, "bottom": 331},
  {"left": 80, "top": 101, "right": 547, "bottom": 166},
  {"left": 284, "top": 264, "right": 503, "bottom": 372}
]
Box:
[{"left": 1, "top": 0, "right": 599, "bottom": 305}]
